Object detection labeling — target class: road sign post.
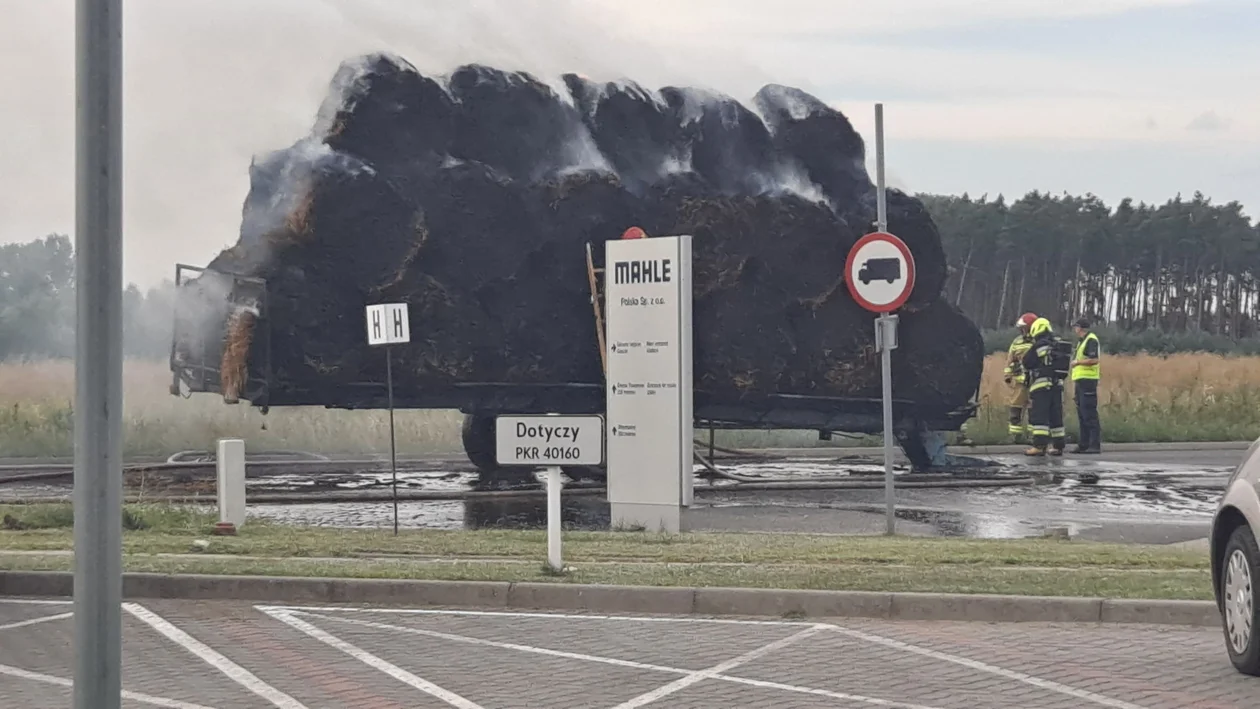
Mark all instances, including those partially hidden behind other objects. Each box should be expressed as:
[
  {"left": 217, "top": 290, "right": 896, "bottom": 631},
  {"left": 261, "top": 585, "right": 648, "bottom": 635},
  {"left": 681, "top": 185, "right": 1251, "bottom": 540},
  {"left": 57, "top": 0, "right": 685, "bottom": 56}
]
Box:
[
  {"left": 76, "top": 0, "right": 124, "bottom": 705},
  {"left": 846, "top": 105, "right": 915, "bottom": 535},
  {"left": 366, "top": 302, "right": 410, "bottom": 535},
  {"left": 495, "top": 414, "right": 605, "bottom": 571}
]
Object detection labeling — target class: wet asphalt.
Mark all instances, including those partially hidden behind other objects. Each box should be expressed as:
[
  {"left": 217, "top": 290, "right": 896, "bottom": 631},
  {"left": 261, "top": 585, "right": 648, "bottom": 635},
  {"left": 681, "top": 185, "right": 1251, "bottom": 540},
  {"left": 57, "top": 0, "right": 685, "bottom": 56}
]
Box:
[{"left": 0, "top": 448, "right": 1243, "bottom": 544}]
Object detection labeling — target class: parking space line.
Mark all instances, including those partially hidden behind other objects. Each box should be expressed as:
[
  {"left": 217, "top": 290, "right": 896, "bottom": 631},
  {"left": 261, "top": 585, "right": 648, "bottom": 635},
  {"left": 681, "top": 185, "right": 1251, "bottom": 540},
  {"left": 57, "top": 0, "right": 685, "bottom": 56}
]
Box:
[
  {"left": 824, "top": 624, "right": 1153, "bottom": 709},
  {"left": 254, "top": 605, "right": 804, "bottom": 627},
  {"left": 0, "top": 662, "right": 217, "bottom": 709},
  {"left": 609, "top": 625, "right": 827, "bottom": 708},
  {"left": 0, "top": 611, "right": 73, "bottom": 631},
  {"left": 300, "top": 611, "right": 944, "bottom": 709},
  {"left": 0, "top": 598, "right": 72, "bottom": 605},
  {"left": 263, "top": 609, "right": 486, "bottom": 709},
  {"left": 300, "top": 611, "right": 687, "bottom": 673},
  {"left": 123, "top": 603, "right": 308, "bottom": 709},
  {"left": 716, "top": 675, "right": 944, "bottom": 709}
]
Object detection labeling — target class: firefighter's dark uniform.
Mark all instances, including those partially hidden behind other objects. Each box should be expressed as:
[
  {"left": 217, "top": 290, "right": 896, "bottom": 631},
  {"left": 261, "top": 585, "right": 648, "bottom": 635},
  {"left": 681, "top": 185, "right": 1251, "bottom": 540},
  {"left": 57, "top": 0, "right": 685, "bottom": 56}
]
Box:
[
  {"left": 1072, "top": 321, "right": 1102, "bottom": 454},
  {"left": 1021, "top": 318, "right": 1067, "bottom": 456},
  {"left": 1003, "top": 333, "right": 1035, "bottom": 440}
]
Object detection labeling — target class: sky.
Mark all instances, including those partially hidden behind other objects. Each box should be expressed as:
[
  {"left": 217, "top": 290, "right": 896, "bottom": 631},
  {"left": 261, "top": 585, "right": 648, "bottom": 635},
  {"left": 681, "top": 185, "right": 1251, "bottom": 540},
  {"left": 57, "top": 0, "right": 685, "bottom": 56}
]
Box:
[{"left": 2, "top": 0, "right": 1258, "bottom": 286}]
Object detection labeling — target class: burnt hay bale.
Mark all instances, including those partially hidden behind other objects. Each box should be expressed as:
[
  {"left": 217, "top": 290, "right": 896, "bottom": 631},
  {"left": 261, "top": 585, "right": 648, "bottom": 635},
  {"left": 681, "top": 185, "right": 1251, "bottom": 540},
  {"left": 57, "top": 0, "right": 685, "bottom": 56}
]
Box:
[{"left": 190, "top": 55, "right": 981, "bottom": 413}]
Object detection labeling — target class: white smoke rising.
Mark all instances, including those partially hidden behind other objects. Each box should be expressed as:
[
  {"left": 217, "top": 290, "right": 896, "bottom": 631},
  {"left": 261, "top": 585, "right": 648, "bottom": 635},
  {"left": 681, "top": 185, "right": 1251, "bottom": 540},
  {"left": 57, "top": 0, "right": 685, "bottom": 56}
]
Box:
[{"left": 4, "top": 0, "right": 772, "bottom": 287}]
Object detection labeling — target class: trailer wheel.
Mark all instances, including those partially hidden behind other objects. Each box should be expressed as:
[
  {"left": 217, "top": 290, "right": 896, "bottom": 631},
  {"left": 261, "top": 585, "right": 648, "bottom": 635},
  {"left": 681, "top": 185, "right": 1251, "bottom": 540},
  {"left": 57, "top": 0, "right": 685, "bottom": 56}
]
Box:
[
  {"left": 461, "top": 414, "right": 499, "bottom": 473},
  {"left": 462, "top": 414, "right": 539, "bottom": 488}
]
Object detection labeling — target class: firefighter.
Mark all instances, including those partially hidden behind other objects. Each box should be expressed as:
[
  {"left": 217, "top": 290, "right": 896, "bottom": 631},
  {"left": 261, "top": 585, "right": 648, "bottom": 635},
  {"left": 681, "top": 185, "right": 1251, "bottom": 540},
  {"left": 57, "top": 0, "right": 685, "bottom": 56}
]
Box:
[
  {"left": 1071, "top": 317, "right": 1102, "bottom": 454},
  {"left": 1021, "top": 317, "right": 1069, "bottom": 457},
  {"left": 1003, "top": 312, "right": 1038, "bottom": 443}
]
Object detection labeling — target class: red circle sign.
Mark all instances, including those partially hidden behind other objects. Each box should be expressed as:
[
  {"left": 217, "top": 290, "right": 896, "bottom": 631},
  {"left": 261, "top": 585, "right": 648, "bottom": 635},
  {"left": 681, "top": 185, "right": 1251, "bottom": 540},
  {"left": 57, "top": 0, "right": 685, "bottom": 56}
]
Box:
[
  {"left": 621, "top": 226, "right": 648, "bottom": 240},
  {"left": 844, "top": 231, "right": 916, "bottom": 313}
]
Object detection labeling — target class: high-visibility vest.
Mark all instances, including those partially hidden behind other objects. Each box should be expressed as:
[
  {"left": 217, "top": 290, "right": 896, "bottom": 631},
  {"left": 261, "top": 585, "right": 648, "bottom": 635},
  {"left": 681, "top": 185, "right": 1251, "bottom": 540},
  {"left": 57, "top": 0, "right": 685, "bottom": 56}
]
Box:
[{"left": 1072, "top": 332, "right": 1100, "bottom": 380}]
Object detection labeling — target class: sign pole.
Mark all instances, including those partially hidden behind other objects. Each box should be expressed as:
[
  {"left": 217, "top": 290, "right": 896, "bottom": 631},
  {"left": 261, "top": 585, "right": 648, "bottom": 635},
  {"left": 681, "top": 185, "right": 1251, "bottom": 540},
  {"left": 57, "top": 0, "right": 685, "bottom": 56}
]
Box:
[
  {"left": 366, "top": 302, "right": 409, "bottom": 536},
  {"left": 387, "top": 345, "right": 399, "bottom": 535},
  {"left": 874, "top": 103, "right": 897, "bottom": 536},
  {"left": 546, "top": 465, "right": 563, "bottom": 571},
  {"left": 75, "top": 0, "right": 125, "bottom": 706}
]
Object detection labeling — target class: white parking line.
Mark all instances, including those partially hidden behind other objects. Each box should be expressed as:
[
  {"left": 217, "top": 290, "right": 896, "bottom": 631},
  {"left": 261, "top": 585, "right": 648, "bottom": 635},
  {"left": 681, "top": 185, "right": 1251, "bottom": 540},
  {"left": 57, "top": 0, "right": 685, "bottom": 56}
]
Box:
[
  {"left": 300, "top": 611, "right": 940, "bottom": 709},
  {"left": 827, "top": 625, "right": 1153, "bottom": 709},
  {"left": 716, "top": 674, "right": 942, "bottom": 709},
  {"left": 0, "top": 611, "right": 73, "bottom": 631},
  {"left": 299, "top": 611, "right": 685, "bottom": 674},
  {"left": 123, "top": 603, "right": 307, "bottom": 709},
  {"left": 263, "top": 608, "right": 486, "bottom": 709},
  {"left": 254, "top": 604, "right": 805, "bottom": 626},
  {"left": 0, "top": 598, "right": 72, "bottom": 605},
  {"left": 609, "top": 625, "right": 827, "bottom": 709},
  {"left": 0, "top": 662, "right": 217, "bottom": 709}
]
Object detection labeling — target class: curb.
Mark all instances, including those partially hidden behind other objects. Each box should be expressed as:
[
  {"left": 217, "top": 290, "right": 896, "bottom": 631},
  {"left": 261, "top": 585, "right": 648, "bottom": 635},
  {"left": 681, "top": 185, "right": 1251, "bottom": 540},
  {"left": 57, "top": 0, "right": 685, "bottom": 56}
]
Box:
[{"left": 0, "top": 571, "right": 1220, "bottom": 627}]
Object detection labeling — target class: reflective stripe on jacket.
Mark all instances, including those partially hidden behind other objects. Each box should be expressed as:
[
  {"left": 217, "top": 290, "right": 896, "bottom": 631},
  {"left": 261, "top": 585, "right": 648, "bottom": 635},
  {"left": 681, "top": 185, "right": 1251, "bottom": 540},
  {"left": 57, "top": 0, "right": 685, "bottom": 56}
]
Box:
[{"left": 1005, "top": 335, "right": 1034, "bottom": 380}]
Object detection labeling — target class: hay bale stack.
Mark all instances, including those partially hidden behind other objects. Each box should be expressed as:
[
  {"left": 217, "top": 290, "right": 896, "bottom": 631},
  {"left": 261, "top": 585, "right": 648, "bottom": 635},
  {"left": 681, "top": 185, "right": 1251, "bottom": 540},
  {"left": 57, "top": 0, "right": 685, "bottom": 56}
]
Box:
[{"left": 191, "top": 54, "right": 983, "bottom": 414}]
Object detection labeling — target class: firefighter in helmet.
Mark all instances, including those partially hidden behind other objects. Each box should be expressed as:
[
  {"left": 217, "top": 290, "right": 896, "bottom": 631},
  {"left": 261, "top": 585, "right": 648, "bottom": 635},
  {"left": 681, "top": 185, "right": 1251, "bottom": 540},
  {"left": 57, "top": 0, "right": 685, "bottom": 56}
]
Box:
[
  {"left": 1003, "top": 313, "right": 1038, "bottom": 443},
  {"left": 1020, "top": 317, "right": 1069, "bottom": 456}
]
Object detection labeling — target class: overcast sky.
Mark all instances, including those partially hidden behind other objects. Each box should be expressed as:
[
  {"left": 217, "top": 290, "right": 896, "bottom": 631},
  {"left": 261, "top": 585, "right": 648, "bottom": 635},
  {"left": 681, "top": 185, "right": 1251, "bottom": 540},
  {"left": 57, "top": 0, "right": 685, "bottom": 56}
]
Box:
[{"left": 3, "top": 0, "right": 1257, "bottom": 286}]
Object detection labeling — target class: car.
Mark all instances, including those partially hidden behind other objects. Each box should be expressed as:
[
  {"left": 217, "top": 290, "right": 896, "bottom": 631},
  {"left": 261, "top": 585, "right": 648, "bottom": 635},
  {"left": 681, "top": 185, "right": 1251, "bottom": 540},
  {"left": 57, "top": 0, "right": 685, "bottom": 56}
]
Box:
[{"left": 1211, "top": 439, "right": 1260, "bottom": 675}]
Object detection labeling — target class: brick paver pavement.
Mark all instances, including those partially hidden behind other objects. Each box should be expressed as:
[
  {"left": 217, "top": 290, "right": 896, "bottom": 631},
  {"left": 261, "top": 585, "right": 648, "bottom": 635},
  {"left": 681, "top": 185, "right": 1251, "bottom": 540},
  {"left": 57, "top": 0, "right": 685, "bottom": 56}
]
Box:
[{"left": 0, "top": 597, "right": 1255, "bottom": 708}]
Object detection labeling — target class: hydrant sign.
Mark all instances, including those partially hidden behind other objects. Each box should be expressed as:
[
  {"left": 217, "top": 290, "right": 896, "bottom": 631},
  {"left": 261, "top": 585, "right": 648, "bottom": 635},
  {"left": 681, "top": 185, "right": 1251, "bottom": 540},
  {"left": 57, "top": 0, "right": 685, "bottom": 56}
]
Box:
[
  {"left": 845, "top": 231, "right": 916, "bottom": 313},
  {"left": 495, "top": 415, "right": 605, "bottom": 466}
]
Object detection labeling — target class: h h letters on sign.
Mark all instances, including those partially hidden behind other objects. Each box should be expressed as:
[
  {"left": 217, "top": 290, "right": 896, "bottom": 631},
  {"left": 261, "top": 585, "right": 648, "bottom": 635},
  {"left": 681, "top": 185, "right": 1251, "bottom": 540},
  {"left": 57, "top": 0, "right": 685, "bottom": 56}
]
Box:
[
  {"left": 392, "top": 308, "right": 405, "bottom": 339},
  {"left": 371, "top": 309, "right": 383, "bottom": 342}
]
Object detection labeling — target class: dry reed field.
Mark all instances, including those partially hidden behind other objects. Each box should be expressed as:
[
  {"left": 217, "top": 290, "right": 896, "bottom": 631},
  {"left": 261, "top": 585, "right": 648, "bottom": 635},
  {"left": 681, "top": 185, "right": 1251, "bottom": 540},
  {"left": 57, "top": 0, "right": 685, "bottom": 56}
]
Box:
[{"left": 1, "top": 355, "right": 1258, "bottom": 459}]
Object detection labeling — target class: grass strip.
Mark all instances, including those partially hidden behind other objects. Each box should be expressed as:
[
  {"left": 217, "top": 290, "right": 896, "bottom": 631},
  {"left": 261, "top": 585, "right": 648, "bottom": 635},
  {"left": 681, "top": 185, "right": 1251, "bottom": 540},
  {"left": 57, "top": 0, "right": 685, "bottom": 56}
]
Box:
[
  {"left": 0, "top": 504, "right": 1210, "bottom": 569},
  {"left": 0, "top": 553, "right": 1212, "bottom": 600}
]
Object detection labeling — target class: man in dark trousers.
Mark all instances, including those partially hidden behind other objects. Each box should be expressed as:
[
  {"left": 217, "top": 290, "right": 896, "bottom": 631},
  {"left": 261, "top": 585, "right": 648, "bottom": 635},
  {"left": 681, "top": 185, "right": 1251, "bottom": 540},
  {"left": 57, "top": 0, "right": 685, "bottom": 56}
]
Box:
[
  {"left": 1021, "top": 318, "right": 1068, "bottom": 457},
  {"left": 1071, "top": 317, "right": 1102, "bottom": 454}
]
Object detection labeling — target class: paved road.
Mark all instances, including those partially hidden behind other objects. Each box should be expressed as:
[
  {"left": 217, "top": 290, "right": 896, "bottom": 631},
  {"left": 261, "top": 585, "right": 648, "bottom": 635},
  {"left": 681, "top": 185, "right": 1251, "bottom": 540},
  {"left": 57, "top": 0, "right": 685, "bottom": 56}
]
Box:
[{"left": 0, "top": 597, "right": 1253, "bottom": 708}]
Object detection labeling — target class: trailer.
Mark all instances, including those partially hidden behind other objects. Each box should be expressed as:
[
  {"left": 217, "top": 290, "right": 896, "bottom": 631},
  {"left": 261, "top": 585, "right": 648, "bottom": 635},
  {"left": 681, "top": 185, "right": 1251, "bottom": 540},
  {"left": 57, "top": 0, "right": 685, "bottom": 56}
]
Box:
[{"left": 169, "top": 252, "right": 982, "bottom": 482}]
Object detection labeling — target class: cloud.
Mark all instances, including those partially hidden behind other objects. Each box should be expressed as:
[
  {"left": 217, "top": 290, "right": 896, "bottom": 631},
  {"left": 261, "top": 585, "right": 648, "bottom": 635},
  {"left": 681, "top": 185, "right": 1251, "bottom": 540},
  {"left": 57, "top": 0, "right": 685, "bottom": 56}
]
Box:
[
  {"left": 598, "top": 0, "right": 1205, "bottom": 36},
  {"left": 1187, "top": 110, "right": 1230, "bottom": 132}
]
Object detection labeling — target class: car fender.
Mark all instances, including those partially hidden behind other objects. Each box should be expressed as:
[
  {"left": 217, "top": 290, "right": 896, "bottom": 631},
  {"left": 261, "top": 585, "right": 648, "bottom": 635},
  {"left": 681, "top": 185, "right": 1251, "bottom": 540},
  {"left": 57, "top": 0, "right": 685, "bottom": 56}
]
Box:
[{"left": 1211, "top": 443, "right": 1260, "bottom": 607}]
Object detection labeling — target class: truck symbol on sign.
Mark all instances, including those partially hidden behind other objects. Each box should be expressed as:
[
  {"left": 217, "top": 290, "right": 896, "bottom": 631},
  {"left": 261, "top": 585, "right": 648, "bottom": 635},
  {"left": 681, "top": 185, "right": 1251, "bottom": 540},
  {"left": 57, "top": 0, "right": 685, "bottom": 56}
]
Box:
[{"left": 858, "top": 257, "right": 901, "bottom": 285}]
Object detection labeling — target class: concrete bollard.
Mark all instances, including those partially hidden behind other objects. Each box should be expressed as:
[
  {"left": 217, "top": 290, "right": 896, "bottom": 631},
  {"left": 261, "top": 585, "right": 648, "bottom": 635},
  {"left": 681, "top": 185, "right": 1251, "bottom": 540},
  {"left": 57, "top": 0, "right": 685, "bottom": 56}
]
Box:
[{"left": 216, "top": 438, "right": 246, "bottom": 528}]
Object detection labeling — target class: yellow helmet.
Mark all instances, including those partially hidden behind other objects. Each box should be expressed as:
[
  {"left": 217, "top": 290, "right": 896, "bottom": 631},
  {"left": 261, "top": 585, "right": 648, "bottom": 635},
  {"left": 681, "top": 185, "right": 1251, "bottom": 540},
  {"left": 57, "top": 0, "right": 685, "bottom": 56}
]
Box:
[{"left": 1029, "top": 317, "right": 1052, "bottom": 337}]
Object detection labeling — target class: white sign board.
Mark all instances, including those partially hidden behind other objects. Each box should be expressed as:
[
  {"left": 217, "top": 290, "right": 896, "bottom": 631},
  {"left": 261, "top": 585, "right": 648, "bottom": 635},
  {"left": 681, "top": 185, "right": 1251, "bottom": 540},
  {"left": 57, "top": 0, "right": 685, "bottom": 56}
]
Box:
[
  {"left": 365, "top": 303, "right": 411, "bottom": 345},
  {"left": 605, "top": 234, "right": 694, "bottom": 533},
  {"left": 844, "top": 232, "right": 916, "bottom": 314},
  {"left": 495, "top": 415, "right": 605, "bottom": 467}
]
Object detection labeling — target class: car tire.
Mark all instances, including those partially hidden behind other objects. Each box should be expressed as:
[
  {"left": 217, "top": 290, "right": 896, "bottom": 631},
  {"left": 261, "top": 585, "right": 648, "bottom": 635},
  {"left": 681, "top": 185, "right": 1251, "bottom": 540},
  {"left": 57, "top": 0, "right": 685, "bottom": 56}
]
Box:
[{"left": 1222, "top": 523, "right": 1260, "bottom": 676}]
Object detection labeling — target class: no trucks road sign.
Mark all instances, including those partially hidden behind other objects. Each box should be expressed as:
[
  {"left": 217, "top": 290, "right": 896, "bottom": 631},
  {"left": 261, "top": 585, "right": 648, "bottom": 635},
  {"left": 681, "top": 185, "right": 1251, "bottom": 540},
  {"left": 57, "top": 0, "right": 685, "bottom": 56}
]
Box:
[{"left": 845, "top": 231, "right": 916, "bottom": 313}]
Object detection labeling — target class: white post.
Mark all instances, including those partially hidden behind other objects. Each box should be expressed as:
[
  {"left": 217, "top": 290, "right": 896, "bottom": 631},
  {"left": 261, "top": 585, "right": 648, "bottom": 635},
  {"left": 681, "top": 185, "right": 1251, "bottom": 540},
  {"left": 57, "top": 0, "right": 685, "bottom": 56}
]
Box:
[
  {"left": 216, "top": 438, "right": 246, "bottom": 528},
  {"left": 546, "top": 466, "right": 563, "bottom": 570}
]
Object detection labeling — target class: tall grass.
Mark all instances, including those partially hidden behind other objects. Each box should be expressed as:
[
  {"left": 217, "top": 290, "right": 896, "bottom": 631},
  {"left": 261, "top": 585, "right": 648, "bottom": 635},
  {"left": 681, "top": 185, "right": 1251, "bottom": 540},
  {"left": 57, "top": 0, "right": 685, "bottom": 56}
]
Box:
[
  {"left": 0, "top": 359, "right": 463, "bottom": 458},
  {"left": 967, "top": 351, "right": 1260, "bottom": 444},
  {"left": 1, "top": 356, "right": 1258, "bottom": 458}
]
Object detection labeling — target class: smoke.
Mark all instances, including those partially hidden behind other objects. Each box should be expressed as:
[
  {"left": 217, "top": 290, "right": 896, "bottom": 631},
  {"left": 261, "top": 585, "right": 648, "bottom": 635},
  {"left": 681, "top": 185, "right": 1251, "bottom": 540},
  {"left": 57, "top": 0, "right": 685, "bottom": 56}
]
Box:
[{"left": 1, "top": 1, "right": 799, "bottom": 289}]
